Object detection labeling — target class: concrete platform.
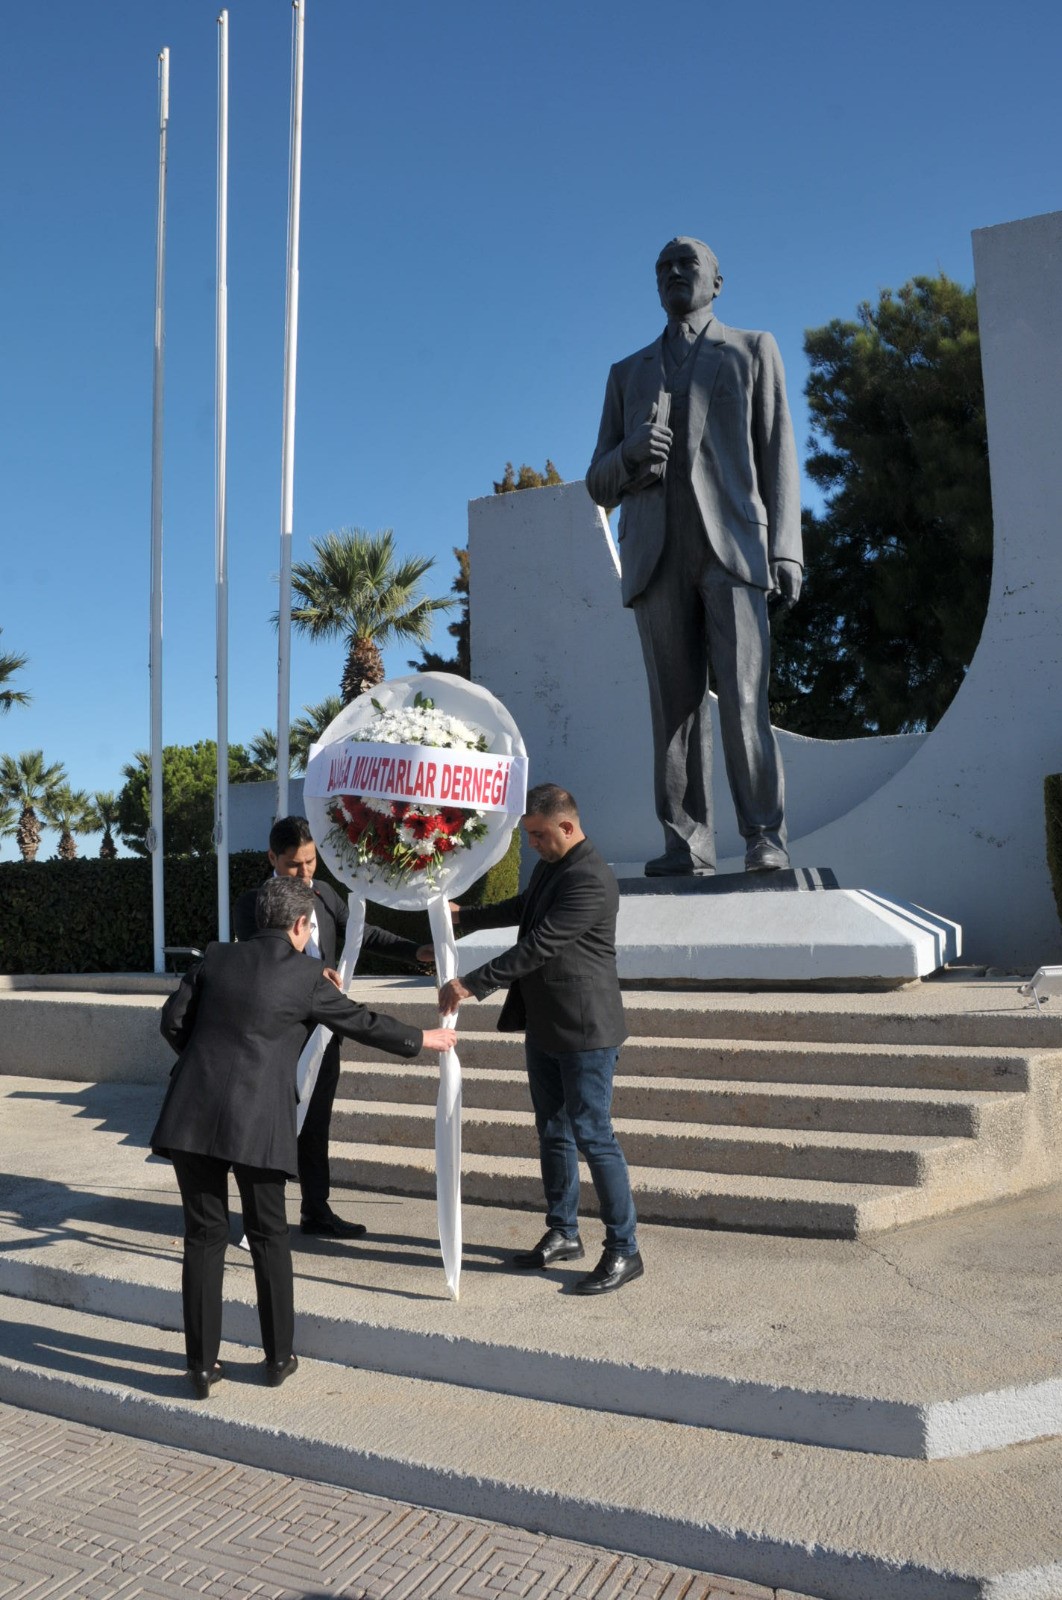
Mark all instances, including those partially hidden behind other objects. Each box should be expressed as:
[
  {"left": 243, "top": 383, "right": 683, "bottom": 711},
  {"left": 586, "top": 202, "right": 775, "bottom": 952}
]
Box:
[
  {"left": 452, "top": 873, "right": 963, "bottom": 986},
  {"left": 3, "top": 1073, "right": 1062, "bottom": 1463}
]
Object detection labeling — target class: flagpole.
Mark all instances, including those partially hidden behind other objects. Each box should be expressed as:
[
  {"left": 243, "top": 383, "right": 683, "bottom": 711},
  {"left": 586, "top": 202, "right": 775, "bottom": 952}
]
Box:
[
  {"left": 214, "top": 11, "right": 231, "bottom": 938},
  {"left": 149, "top": 47, "right": 169, "bottom": 974},
  {"left": 276, "top": 0, "right": 306, "bottom": 818}
]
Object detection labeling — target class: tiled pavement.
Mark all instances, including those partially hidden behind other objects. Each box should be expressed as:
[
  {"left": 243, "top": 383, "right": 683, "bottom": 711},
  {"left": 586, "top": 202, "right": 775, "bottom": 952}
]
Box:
[{"left": 0, "top": 1401, "right": 812, "bottom": 1600}]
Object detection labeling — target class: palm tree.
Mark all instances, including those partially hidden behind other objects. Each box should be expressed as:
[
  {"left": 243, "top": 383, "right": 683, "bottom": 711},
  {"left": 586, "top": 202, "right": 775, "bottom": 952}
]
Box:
[
  {"left": 237, "top": 729, "right": 283, "bottom": 782},
  {"left": 0, "top": 628, "right": 29, "bottom": 714},
  {"left": 44, "top": 785, "right": 94, "bottom": 860},
  {"left": 88, "top": 790, "right": 121, "bottom": 859},
  {"left": 0, "top": 750, "right": 66, "bottom": 862},
  {"left": 0, "top": 800, "right": 17, "bottom": 854},
  {"left": 291, "top": 694, "right": 344, "bottom": 771},
  {"left": 288, "top": 529, "right": 452, "bottom": 704}
]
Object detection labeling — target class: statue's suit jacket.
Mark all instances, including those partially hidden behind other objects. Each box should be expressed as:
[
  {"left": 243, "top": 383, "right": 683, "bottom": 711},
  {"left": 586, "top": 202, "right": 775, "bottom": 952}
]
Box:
[
  {"left": 586, "top": 319, "right": 802, "bottom": 601},
  {"left": 150, "top": 930, "right": 422, "bottom": 1179},
  {"left": 458, "top": 839, "right": 626, "bottom": 1054}
]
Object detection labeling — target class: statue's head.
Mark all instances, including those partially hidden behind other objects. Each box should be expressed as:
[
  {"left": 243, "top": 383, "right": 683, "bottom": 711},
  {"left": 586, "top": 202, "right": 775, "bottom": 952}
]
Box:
[{"left": 655, "top": 237, "right": 723, "bottom": 319}]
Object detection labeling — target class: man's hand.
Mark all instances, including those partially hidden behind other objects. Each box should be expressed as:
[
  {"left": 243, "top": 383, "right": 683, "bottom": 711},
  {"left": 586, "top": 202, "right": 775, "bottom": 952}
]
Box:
[
  {"left": 622, "top": 401, "right": 672, "bottom": 472},
  {"left": 322, "top": 966, "right": 343, "bottom": 991},
  {"left": 769, "top": 559, "right": 803, "bottom": 609},
  {"left": 422, "top": 1026, "right": 458, "bottom": 1053},
  {"left": 438, "top": 977, "right": 472, "bottom": 1014},
  {"left": 415, "top": 943, "right": 435, "bottom": 970}
]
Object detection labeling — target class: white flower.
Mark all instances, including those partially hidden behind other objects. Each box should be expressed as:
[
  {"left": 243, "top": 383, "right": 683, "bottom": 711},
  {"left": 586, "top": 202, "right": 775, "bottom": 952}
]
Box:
[{"left": 350, "top": 702, "right": 483, "bottom": 751}]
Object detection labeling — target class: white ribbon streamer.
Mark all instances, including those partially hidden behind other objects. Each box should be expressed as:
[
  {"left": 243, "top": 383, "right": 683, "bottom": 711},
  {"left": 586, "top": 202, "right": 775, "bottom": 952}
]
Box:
[
  {"left": 294, "top": 887, "right": 463, "bottom": 1301},
  {"left": 296, "top": 892, "right": 366, "bottom": 1131},
  {"left": 428, "top": 894, "right": 462, "bottom": 1301}
]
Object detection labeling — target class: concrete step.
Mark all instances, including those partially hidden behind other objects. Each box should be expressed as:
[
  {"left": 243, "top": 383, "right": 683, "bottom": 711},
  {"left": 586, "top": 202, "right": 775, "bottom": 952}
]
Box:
[
  {"left": 344, "top": 1033, "right": 1041, "bottom": 1093},
  {"left": 340, "top": 1073, "right": 1019, "bottom": 1139},
  {"left": 1, "top": 1290, "right": 1059, "bottom": 1600},
  {"left": 328, "top": 1140, "right": 974, "bottom": 1235},
  {"left": 333, "top": 1098, "right": 980, "bottom": 1188},
  {"left": 338, "top": 983, "right": 1062, "bottom": 1049}
]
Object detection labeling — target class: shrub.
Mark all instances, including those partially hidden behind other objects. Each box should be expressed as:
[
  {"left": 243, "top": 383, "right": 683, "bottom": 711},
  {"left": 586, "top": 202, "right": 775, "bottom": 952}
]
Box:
[
  {"left": 1045, "top": 775, "right": 1062, "bottom": 934},
  {"left": 0, "top": 832, "right": 524, "bottom": 975}
]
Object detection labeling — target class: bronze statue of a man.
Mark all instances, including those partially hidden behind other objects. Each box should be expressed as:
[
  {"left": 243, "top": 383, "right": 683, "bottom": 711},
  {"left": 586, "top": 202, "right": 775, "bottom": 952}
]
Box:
[{"left": 586, "top": 237, "right": 802, "bottom": 875}]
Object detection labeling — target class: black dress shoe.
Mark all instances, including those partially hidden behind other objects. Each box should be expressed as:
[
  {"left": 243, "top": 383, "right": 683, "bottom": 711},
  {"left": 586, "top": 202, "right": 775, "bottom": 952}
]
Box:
[
  {"left": 572, "top": 1249, "right": 644, "bottom": 1295},
  {"left": 264, "top": 1354, "right": 299, "bottom": 1388},
  {"left": 511, "top": 1229, "right": 585, "bottom": 1269},
  {"left": 300, "top": 1211, "right": 367, "bottom": 1239},
  {"left": 187, "top": 1361, "right": 224, "bottom": 1400}
]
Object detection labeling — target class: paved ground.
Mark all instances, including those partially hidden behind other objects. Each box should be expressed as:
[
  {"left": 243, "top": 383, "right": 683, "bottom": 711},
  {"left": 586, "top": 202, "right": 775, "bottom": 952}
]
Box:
[{"left": 0, "top": 1400, "right": 795, "bottom": 1600}]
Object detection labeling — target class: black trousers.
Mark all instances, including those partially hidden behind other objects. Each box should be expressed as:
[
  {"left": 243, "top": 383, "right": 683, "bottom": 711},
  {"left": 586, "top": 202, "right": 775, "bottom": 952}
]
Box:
[
  {"left": 172, "top": 1151, "right": 293, "bottom": 1370},
  {"left": 297, "top": 1035, "right": 341, "bottom": 1217}
]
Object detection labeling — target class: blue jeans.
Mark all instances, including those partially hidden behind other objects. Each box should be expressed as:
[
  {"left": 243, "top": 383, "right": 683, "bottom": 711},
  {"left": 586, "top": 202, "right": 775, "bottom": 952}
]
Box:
[{"left": 524, "top": 1041, "right": 638, "bottom": 1256}]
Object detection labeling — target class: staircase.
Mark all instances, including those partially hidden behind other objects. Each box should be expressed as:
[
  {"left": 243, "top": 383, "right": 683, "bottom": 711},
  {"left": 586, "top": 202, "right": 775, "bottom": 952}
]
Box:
[
  {"left": 331, "top": 992, "right": 1062, "bottom": 1237},
  {"left": 4, "top": 978, "right": 1062, "bottom": 1596}
]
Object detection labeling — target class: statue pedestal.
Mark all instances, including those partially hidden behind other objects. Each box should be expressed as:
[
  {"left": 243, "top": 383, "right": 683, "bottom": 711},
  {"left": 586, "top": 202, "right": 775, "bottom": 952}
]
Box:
[{"left": 455, "top": 869, "right": 962, "bottom": 991}]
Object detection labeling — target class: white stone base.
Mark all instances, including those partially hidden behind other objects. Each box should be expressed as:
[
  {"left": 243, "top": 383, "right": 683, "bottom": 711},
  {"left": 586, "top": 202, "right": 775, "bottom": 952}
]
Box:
[{"left": 456, "top": 881, "right": 962, "bottom": 988}]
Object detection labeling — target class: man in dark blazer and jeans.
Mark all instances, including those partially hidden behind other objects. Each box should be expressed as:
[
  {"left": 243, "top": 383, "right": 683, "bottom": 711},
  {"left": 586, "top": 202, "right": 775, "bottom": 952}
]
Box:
[
  {"left": 438, "top": 784, "right": 643, "bottom": 1296},
  {"left": 152, "top": 876, "right": 456, "bottom": 1398},
  {"left": 233, "top": 815, "right": 431, "bottom": 1240}
]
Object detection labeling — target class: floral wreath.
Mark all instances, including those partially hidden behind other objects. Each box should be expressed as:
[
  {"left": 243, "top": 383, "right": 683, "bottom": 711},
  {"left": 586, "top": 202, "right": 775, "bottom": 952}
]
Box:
[{"left": 324, "top": 692, "right": 490, "bottom": 889}]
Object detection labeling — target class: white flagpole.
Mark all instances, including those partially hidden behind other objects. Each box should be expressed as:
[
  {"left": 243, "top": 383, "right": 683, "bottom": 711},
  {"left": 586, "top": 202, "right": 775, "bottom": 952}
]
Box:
[
  {"left": 149, "top": 48, "right": 169, "bottom": 974},
  {"left": 276, "top": 0, "right": 306, "bottom": 818},
  {"left": 214, "top": 12, "right": 231, "bottom": 938}
]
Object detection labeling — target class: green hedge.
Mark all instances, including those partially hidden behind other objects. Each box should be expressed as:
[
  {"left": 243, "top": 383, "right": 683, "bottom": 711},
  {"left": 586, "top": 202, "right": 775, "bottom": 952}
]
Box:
[
  {"left": 1045, "top": 775, "right": 1062, "bottom": 934},
  {"left": 0, "top": 831, "right": 524, "bottom": 975}
]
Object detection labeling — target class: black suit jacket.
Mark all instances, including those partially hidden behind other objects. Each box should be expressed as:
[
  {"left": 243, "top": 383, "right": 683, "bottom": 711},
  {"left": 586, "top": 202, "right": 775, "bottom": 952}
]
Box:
[
  {"left": 232, "top": 879, "right": 421, "bottom": 969},
  {"left": 150, "top": 930, "right": 423, "bottom": 1178},
  {"left": 459, "top": 839, "right": 626, "bottom": 1053}
]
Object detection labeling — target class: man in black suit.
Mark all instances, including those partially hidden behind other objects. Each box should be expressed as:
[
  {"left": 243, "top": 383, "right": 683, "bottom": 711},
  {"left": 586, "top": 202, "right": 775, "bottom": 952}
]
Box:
[
  {"left": 152, "top": 876, "right": 456, "bottom": 1399},
  {"left": 233, "top": 815, "right": 432, "bottom": 1240},
  {"left": 438, "top": 784, "right": 642, "bottom": 1296}
]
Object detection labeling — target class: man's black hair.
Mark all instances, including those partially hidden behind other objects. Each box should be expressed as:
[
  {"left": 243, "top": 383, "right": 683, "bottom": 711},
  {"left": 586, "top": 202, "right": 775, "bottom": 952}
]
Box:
[
  {"left": 524, "top": 783, "right": 579, "bottom": 820},
  {"left": 268, "top": 814, "right": 314, "bottom": 856}
]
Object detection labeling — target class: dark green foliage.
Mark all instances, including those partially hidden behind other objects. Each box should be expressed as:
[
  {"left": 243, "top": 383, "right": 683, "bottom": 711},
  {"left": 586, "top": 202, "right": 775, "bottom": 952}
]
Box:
[
  {"left": 0, "top": 626, "right": 30, "bottom": 714},
  {"left": 117, "top": 742, "right": 253, "bottom": 858},
  {"left": 1045, "top": 776, "right": 1062, "bottom": 934},
  {"left": 0, "top": 833, "right": 524, "bottom": 975},
  {"left": 469, "top": 824, "right": 522, "bottom": 907},
  {"left": 0, "top": 853, "right": 265, "bottom": 974},
  {"left": 770, "top": 275, "right": 992, "bottom": 737}
]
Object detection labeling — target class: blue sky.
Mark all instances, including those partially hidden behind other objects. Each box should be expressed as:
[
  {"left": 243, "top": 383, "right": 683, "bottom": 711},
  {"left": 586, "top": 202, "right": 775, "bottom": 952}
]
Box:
[{"left": 1, "top": 0, "right": 1060, "bottom": 857}]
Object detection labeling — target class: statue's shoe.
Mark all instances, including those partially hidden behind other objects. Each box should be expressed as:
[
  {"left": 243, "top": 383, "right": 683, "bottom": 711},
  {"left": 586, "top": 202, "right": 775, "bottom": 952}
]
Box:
[
  {"left": 744, "top": 840, "right": 790, "bottom": 872},
  {"left": 644, "top": 851, "right": 714, "bottom": 877}
]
